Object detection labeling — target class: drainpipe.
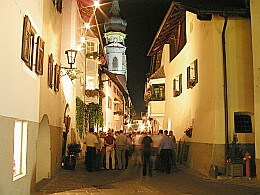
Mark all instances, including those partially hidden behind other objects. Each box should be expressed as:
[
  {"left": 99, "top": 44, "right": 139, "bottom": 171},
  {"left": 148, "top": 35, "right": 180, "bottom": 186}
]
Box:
[{"left": 222, "top": 15, "right": 229, "bottom": 170}]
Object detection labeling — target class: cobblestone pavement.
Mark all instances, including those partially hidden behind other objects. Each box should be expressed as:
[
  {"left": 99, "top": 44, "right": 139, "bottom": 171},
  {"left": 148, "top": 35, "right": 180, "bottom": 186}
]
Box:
[{"left": 33, "top": 158, "right": 260, "bottom": 195}]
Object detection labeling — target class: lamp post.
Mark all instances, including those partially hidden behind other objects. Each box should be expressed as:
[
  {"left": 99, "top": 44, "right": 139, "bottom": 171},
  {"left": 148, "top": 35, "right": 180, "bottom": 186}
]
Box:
[{"left": 65, "top": 49, "right": 77, "bottom": 69}]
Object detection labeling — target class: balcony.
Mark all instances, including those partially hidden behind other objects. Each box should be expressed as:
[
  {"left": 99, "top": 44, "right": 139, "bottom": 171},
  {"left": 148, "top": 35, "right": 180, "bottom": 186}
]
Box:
[
  {"left": 145, "top": 93, "right": 165, "bottom": 102},
  {"left": 148, "top": 100, "right": 165, "bottom": 117}
]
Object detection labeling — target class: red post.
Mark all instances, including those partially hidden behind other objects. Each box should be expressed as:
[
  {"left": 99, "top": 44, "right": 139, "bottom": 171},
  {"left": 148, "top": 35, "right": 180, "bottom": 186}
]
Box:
[{"left": 244, "top": 151, "right": 251, "bottom": 178}]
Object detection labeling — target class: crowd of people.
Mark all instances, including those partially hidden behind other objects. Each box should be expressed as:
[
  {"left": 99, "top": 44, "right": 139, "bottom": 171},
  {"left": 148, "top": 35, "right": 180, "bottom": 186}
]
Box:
[{"left": 84, "top": 127, "right": 177, "bottom": 176}]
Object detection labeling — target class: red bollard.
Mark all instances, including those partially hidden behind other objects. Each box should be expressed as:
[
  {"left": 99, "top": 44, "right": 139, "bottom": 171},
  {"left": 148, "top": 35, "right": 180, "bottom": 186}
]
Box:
[{"left": 244, "top": 151, "right": 251, "bottom": 178}]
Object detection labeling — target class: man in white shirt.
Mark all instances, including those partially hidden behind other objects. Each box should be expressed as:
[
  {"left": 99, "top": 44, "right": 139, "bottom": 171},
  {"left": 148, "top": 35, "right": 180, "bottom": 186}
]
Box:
[{"left": 85, "top": 127, "right": 98, "bottom": 172}]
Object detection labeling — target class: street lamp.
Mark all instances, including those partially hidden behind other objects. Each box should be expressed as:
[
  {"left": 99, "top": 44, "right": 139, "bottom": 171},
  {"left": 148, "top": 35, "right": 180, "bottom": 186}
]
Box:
[
  {"left": 65, "top": 49, "right": 77, "bottom": 69},
  {"left": 61, "top": 49, "right": 82, "bottom": 80}
]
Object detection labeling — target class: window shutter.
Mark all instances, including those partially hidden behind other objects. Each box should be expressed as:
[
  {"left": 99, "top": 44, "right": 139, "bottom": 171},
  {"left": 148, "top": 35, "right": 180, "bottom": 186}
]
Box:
[
  {"left": 48, "top": 54, "right": 54, "bottom": 88},
  {"left": 54, "top": 64, "right": 60, "bottom": 92},
  {"left": 194, "top": 59, "right": 198, "bottom": 83},
  {"left": 179, "top": 74, "right": 182, "bottom": 93},
  {"left": 21, "top": 15, "right": 32, "bottom": 69},
  {"left": 36, "top": 36, "right": 45, "bottom": 75},
  {"left": 187, "top": 66, "right": 190, "bottom": 88},
  {"left": 57, "top": 0, "right": 62, "bottom": 13}
]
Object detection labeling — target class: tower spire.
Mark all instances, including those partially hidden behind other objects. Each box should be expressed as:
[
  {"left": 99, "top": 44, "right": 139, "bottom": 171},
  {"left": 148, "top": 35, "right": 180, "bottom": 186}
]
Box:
[{"left": 111, "top": 0, "right": 120, "bottom": 16}]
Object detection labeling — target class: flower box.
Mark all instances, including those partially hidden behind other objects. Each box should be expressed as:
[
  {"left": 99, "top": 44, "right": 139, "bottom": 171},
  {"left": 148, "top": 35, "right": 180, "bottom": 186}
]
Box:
[{"left": 173, "top": 90, "right": 181, "bottom": 97}]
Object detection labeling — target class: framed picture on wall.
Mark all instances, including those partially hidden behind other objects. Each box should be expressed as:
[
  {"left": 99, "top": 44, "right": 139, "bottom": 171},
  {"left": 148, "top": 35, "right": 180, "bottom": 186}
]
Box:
[
  {"left": 54, "top": 63, "right": 60, "bottom": 92},
  {"left": 35, "top": 36, "right": 45, "bottom": 75}
]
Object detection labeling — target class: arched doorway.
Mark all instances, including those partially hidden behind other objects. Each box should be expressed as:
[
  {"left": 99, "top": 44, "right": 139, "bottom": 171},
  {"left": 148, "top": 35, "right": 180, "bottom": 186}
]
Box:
[{"left": 36, "top": 114, "right": 51, "bottom": 183}]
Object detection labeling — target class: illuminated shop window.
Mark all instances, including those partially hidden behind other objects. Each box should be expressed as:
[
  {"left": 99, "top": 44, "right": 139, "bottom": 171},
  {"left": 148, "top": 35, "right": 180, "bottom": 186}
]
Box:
[
  {"left": 13, "top": 121, "right": 27, "bottom": 181},
  {"left": 173, "top": 74, "right": 182, "bottom": 97}
]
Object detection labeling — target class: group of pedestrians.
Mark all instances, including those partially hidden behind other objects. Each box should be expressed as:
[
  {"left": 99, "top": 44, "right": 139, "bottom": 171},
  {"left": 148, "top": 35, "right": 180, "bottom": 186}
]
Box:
[
  {"left": 84, "top": 128, "right": 177, "bottom": 176},
  {"left": 84, "top": 128, "right": 132, "bottom": 172},
  {"left": 139, "top": 129, "right": 177, "bottom": 176}
]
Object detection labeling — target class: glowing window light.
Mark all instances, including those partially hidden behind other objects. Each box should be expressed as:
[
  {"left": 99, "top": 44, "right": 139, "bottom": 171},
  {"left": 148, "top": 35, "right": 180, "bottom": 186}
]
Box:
[{"left": 13, "top": 121, "right": 27, "bottom": 181}]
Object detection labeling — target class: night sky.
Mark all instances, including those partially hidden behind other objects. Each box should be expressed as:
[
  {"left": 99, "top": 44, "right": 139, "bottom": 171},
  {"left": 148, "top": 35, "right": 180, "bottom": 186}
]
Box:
[{"left": 98, "top": 0, "right": 173, "bottom": 117}]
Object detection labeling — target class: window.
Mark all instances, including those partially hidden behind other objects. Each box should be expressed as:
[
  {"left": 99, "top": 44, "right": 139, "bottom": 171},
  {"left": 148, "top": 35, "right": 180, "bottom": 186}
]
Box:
[
  {"left": 86, "top": 41, "right": 95, "bottom": 54},
  {"left": 187, "top": 59, "right": 198, "bottom": 89},
  {"left": 108, "top": 96, "right": 112, "bottom": 109},
  {"left": 13, "top": 121, "right": 27, "bottom": 180},
  {"left": 173, "top": 74, "right": 182, "bottom": 97},
  {"left": 52, "top": 0, "right": 62, "bottom": 13},
  {"left": 234, "top": 113, "right": 252, "bottom": 133},
  {"left": 150, "top": 84, "right": 165, "bottom": 101},
  {"left": 112, "top": 57, "right": 118, "bottom": 70}
]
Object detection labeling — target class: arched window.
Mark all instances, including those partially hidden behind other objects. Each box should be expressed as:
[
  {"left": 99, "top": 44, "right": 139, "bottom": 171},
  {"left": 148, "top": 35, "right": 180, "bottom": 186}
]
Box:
[{"left": 112, "top": 57, "right": 118, "bottom": 70}]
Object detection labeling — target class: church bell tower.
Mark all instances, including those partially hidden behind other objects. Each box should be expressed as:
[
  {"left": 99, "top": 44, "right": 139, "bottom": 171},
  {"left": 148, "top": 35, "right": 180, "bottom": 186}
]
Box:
[{"left": 104, "top": 0, "right": 127, "bottom": 79}]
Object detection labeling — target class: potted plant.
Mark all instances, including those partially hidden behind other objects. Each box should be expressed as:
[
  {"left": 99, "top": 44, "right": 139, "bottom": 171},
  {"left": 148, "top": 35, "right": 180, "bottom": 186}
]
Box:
[
  {"left": 184, "top": 126, "right": 193, "bottom": 138},
  {"left": 63, "top": 142, "right": 81, "bottom": 170},
  {"left": 68, "top": 142, "right": 81, "bottom": 155},
  {"left": 226, "top": 134, "right": 244, "bottom": 177}
]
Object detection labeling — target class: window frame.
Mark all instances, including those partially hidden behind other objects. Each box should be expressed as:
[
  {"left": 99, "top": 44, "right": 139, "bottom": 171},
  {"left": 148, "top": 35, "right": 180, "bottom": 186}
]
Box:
[
  {"left": 150, "top": 84, "right": 165, "bottom": 101},
  {"left": 234, "top": 112, "right": 253, "bottom": 133},
  {"left": 13, "top": 121, "right": 28, "bottom": 181},
  {"left": 187, "top": 59, "right": 198, "bottom": 89},
  {"left": 173, "top": 74, "right": 182, "bottom": 97}
]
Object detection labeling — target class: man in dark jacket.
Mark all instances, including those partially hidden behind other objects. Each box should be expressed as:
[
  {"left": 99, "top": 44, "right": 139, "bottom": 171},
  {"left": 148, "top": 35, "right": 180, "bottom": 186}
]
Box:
[{"left": 141, "top": 132, "right": 153, "bottom": 176}]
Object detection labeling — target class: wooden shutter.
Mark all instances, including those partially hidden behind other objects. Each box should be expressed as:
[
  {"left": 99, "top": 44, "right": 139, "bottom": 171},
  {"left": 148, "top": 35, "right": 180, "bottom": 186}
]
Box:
[
  {"left": 48, "top": 54, "right": 54, "bottom": 88},
  {"left": 57, "top": 0, "right": 62, "bottom": 13},
  {"left": 173, "top": 79, "right": 176, "bottom": 97},
  {"left": 21, "top": 15, "right": 32, "bottom": 69},
  {"left": 187, "top": 66, "right": 190, "bottom": 88},
  {"left": 194, "top": 59, "right": 198, "bottom": 83},
  {"left": 36, "top": 36, "right": 45, "bottom": 75},
  {"left": 179, "top": 74, "right": 182, "bottom": 93},
  {"left": 54, "top": 64, "right": 60, "bottom": 92}
]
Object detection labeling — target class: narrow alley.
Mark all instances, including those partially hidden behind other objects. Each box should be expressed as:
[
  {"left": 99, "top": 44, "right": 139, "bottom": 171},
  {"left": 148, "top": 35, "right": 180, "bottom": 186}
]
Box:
[{"left": 34, "top": 158, "right": 260, "bottom": 195}]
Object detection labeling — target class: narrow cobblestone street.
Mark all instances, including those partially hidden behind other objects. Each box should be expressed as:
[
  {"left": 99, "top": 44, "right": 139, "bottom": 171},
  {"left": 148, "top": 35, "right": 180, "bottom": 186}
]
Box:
[{"left": 34, "top": 157, "right": 260, "bottom": 195}]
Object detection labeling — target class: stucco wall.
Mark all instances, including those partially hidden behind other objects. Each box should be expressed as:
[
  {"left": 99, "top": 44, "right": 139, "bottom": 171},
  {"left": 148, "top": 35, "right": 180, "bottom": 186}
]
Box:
[
  {"left": 164, "top": 12, "right": 218, "bottom": 144},
  {"left": 251, "top": 0, "right": 260, "bottom": 178},
  {"left": 0, "top": 0, "right": 42, "bottom": 122},
  {"left": 163, "top": 11, "right": 253, "bottom": 175},
  {"left": 0, "top": 0, "right": 43, "bottom": 194}
]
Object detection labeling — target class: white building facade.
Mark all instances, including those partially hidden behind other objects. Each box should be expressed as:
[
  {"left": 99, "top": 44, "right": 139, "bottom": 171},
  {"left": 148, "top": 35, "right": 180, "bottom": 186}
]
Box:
[{"left": 145, "top": 1, "right": 259, "bottom": 177}]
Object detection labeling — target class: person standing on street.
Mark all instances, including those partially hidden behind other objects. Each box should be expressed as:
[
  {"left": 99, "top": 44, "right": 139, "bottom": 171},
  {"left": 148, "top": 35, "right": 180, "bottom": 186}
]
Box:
[
  {"left": 85, "top": 127, "right": 98, "bottom": 172},
  {"left": 141, "top": 132, "right": 153, "bottom": 176},
  {"left": 115, "top": 130, "right": 127, "bottom": 169},
  {"left": 169, "top": 130, "right": 177, "bottom": 166},
  {"left": 104, "top": 129, "right": 116, "bottom": 170},
  {"left": 159, "top": 130, "right": 174, "bottom": 174}
]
